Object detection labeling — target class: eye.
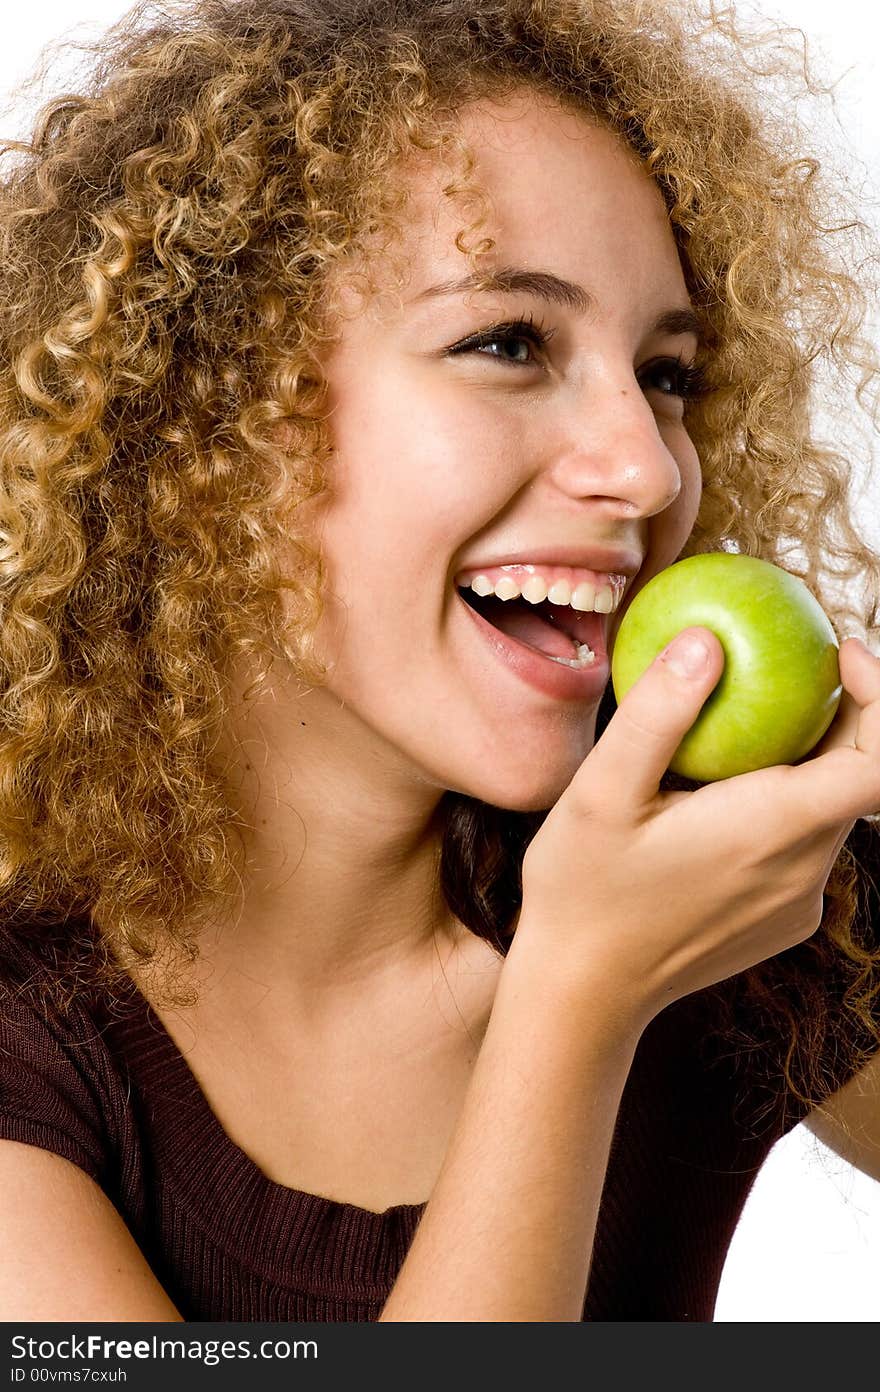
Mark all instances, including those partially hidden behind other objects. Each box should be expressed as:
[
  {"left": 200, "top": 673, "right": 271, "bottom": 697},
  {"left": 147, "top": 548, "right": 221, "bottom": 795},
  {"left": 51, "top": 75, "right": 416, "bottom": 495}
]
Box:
[
  {"left": 446, "top": 313, "right": 556, "bottom": 368},
  {"left": 640, "top": 355, "right": 711, "bottom": 402}
]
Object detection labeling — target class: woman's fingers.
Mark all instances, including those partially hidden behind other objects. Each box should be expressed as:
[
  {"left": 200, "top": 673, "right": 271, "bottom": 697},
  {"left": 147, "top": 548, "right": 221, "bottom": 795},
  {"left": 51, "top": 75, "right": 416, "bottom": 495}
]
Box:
[
  {"left": 839, "top": 636, "right": 880, "bottom": 708},
  {"left": 808, "top": 690, "right": 859, "bottom": 760},
  {"left": 839, "top": 638, "right": 880, "bottom": 755},
  {"left": 575, "top": 627, "right": 724, "bottom": 817},
  {"left": 808, "top": 639, "right": 880, "bottom": 759},
  {"left": 781, "top": 638, "right": 880, "bottom": 829},
  {"left": 583, "top": 629, "right": 880, "bottom": 836}
]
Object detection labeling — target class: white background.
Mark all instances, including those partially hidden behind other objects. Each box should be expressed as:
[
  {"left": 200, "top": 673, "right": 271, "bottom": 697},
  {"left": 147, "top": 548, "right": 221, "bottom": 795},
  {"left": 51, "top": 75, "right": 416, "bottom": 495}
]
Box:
[{"left": 1, "top": 1, "right": 879, "bottom": 1321}]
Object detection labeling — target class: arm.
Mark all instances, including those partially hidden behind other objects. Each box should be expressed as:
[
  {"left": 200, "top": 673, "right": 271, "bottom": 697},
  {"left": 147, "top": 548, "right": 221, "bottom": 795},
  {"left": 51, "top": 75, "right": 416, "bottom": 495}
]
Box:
[
  {"left": 0, "top": 1141, "right": 184, "bottom": 1321},
  {"left": 384, "top": 632, "right": 880, "bottom": 1322},
  {"left": 379, "top": 938, "right": 643, "bottom": 1322}
]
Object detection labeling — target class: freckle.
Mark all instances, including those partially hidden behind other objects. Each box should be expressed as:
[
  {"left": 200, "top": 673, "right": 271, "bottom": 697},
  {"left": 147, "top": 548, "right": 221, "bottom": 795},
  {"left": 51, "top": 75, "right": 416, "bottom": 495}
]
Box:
[{"left": 300, "top": 721, "right": 306, "bottom": 726}]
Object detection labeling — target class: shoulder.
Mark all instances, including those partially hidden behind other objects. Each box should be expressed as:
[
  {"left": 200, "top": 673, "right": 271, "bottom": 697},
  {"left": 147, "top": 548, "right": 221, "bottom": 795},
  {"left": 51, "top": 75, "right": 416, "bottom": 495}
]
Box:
[
  {"left": 0, "top": 914, "right": 107, "bottom": 1048},
  {"left": 0, "top": 915, "right": 124, "bottom": 1188},
  {"left": 802, "top": 1051, "right": 880, "bottom": 1182},
  {"left": 787, "top": 817, "right": 880, "bottom": 1176}
]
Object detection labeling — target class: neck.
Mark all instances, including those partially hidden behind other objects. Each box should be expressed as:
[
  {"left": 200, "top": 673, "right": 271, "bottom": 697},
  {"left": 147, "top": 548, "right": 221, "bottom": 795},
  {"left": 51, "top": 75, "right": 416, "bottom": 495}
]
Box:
[{"left": 188, "top": 660, "right": 467, "bottom": 1014}]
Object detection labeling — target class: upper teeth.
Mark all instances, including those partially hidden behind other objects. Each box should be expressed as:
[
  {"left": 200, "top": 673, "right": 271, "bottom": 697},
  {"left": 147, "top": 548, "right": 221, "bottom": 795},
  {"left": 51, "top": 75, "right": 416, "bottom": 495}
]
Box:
[{"left": 464, "top": 573, "right": 622, "bottom": 614}]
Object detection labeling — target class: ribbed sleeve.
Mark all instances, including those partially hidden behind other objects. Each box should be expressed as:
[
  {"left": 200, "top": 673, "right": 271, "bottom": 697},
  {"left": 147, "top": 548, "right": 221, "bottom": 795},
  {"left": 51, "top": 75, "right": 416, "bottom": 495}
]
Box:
[{"left": 0, "top": 929, "right": 114, "bottom": 1189}]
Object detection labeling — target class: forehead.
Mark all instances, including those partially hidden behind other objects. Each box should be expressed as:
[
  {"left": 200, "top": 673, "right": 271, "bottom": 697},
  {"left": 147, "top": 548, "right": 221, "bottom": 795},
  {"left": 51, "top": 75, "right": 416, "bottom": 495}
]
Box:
[{"left": 334, "top": 89, "right": 685, "bottom": 323}]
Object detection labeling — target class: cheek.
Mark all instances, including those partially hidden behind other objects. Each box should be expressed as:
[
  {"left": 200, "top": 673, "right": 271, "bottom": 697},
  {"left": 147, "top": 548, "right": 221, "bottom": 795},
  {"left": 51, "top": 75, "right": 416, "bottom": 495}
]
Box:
[
  {"left": 667, "top": 434, "right": 702, "bottom": 537},
  {"left": 680, "top": 446, "right": 704, "bottom": 532},
  {"left": 324, "top": 388, "right": 523, "bottom": 552},
  {"left": 642, "top": 436, "right": 703, "bottom": 576}
]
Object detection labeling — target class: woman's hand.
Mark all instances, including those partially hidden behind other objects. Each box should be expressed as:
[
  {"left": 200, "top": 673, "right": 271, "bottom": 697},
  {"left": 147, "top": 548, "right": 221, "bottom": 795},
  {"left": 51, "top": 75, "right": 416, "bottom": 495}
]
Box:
[{"left": 514, "top": 630, "right": 880, "bottom": 1030}]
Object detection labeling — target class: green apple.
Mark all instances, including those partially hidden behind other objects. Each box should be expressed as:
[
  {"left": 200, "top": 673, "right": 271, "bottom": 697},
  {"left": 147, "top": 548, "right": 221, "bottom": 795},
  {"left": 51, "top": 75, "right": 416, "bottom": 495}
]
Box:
[{"left": 610, "top": 553, "right": 842, "bottom": 782}]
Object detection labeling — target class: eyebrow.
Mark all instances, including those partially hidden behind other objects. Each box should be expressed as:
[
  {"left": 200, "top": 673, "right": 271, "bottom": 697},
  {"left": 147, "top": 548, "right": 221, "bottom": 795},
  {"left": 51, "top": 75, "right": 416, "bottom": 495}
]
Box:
[{"left": 413, "top": 266, "right": 704, "bottom": 345}]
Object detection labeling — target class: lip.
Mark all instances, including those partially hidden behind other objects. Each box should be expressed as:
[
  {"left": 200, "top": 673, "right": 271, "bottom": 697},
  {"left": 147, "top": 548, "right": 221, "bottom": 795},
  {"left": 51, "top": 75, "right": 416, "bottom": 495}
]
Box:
[
  {"left": 454, "top": 545, "right": 643, "bottom": 582},
  {"left": 457, "top": 589, "right": 611, "bottom": 703}
]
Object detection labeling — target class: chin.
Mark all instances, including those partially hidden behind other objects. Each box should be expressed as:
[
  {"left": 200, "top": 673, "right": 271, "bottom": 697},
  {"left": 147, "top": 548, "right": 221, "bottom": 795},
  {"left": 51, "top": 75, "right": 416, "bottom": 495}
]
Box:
[
  {"left": 445, "top": 764, "right": 581, "bottom": 815},
  {"left": 439, "top": 720, "right": 599, "bottom": 812}
]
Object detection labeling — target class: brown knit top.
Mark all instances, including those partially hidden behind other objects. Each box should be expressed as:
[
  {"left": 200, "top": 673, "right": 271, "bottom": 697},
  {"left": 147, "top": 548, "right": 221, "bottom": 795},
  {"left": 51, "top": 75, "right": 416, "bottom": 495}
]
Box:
[{"left": 0, "top": 913, "right": 852, "bottom": 1322}]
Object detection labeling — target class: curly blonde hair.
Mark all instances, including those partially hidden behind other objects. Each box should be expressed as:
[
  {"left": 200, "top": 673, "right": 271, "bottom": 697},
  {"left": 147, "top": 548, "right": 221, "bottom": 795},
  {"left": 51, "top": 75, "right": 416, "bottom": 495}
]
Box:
[{"left": 1, "top": 0, "right": 879, "bottom": 1131}]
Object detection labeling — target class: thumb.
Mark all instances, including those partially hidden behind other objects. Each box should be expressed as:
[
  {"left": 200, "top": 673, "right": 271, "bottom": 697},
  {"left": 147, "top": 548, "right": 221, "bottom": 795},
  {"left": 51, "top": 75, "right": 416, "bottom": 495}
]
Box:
[{"left": 580, "top": 627, "right": 725, "bottom": 815}]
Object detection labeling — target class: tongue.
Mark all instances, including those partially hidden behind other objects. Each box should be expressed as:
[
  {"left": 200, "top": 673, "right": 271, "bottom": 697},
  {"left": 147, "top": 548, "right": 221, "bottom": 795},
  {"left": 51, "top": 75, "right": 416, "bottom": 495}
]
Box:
[{"left": 475, "top": 595, "right": 577, "bottom": 659}]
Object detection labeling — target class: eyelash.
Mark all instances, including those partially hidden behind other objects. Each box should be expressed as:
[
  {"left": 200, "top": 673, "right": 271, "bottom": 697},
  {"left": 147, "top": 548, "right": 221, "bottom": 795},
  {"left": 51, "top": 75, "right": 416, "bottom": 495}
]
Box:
[{"left": 447, "top": 313, "right": 711, "bottom": 402}]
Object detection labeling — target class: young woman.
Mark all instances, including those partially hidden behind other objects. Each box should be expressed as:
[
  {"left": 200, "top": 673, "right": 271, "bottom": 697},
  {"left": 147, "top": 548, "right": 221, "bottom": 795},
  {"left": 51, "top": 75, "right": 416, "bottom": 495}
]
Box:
[{"left": 1, "top": 0, "right": 879, "bottom": 1323}]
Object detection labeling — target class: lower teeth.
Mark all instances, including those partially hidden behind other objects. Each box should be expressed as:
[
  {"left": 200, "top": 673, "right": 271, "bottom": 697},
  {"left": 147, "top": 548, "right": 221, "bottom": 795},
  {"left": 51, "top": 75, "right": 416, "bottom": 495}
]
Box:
[{"left": 547, "top": 643, "right": 595, "bottom": 669}]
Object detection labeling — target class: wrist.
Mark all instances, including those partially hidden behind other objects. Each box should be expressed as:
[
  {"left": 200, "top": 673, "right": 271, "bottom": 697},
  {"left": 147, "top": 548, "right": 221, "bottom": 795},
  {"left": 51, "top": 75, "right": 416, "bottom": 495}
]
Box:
[{"left": 502, "top": 919, "right": 653, "bottom": 1047}]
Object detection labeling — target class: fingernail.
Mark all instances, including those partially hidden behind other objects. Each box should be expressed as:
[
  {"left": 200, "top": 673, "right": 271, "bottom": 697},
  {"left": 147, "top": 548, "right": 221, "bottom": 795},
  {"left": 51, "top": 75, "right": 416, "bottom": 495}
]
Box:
[{"left": 661, "top": 632, "right": 710, "bottom": 678}]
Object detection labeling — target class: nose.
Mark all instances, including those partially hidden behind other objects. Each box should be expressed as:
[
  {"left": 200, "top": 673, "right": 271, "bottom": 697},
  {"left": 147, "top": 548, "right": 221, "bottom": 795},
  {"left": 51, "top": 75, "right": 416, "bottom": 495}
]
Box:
[{"left": 540, "top": 382, "right": 684, "bottom": 520}]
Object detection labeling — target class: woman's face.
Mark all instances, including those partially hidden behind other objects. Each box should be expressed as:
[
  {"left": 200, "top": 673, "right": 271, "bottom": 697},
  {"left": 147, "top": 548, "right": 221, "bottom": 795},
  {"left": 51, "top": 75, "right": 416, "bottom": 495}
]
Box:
[{"left": 310, "top": 91, "right": 703, "bottom": 811}]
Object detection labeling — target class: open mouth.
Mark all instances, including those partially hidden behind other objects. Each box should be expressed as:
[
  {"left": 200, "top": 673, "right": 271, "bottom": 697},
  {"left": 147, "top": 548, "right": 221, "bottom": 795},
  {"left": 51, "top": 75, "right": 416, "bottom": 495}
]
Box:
[{"left": 457, "top": 586, "right": 604, "bottom": 668}]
